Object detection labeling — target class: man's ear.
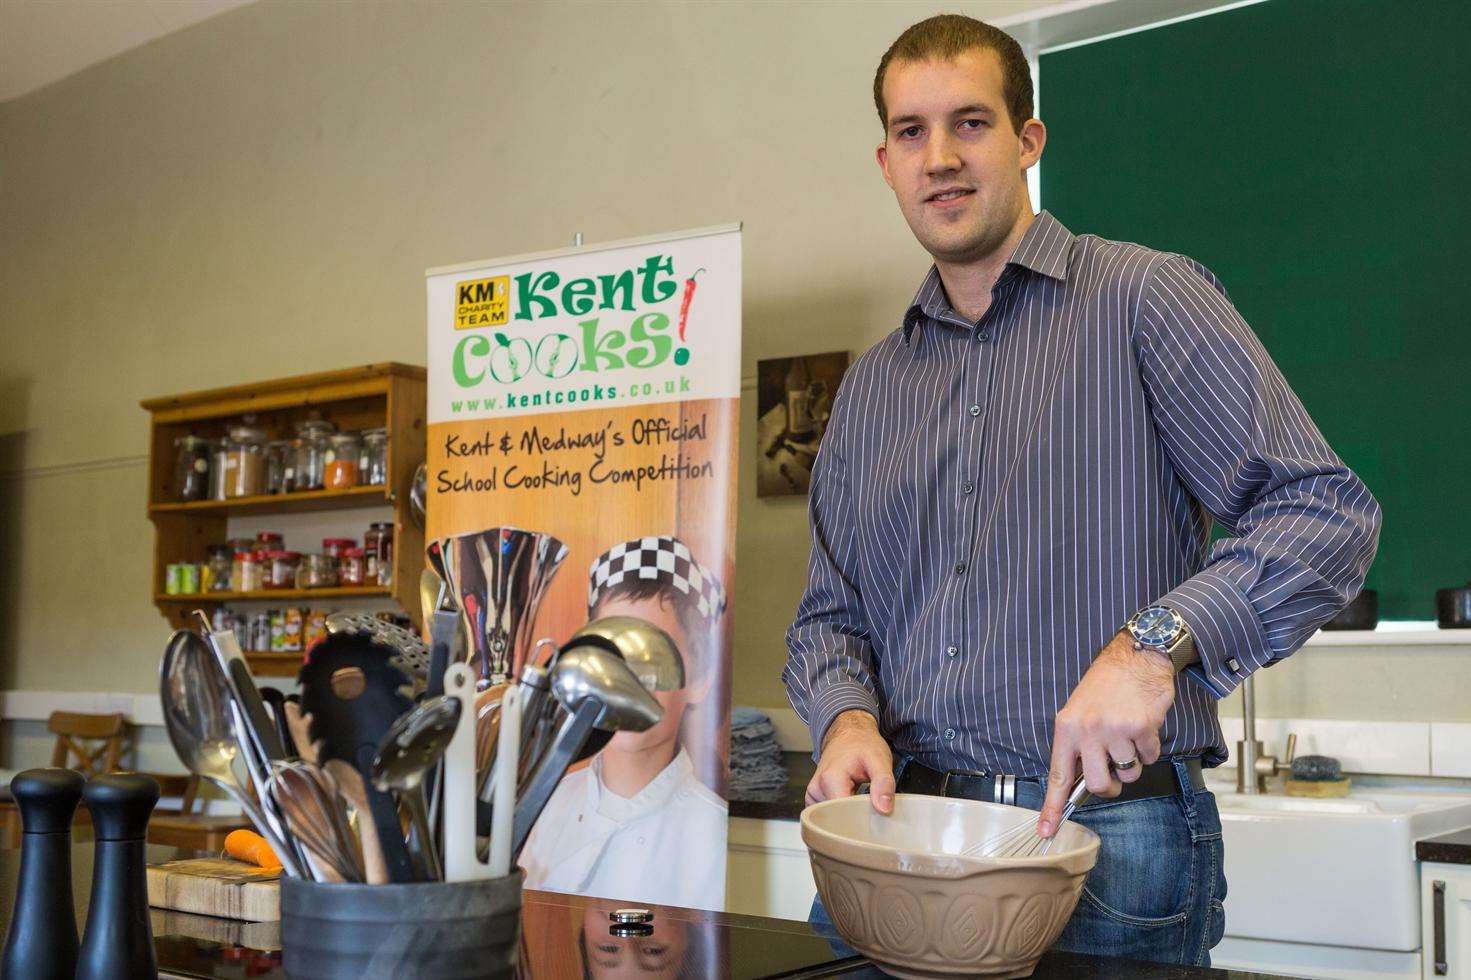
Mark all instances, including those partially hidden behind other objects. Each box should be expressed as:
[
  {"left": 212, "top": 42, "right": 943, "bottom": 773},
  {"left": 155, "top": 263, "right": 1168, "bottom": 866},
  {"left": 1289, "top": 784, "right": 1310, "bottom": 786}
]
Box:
[
  {"left": 876, "top": 142, "right": 895, "bottom": 190},
  {"left": 1018, "top": 118, "right": 1046, "bottom": 170}
]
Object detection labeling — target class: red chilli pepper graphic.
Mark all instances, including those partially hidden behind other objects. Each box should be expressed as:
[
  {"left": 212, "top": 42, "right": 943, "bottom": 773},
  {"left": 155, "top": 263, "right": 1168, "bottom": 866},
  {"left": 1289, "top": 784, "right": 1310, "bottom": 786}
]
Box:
[{"left": 678, "top": 268, "right": 705, "bottom": 342}]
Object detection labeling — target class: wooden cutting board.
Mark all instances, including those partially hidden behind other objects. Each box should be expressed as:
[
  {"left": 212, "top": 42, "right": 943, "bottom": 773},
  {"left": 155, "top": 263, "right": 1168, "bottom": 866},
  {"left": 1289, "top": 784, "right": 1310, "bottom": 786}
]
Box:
[{"left": 146, "top": 858, "right": 281, "bottom": 922}]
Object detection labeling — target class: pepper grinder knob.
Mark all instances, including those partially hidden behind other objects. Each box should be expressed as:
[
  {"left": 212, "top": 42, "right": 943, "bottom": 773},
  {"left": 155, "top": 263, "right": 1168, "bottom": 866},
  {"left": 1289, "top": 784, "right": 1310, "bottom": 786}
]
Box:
[
  {"left": 2, "top": 768, "right": 86, "bottom": 980},
  {"left": 76, "top": 773, "right": 161, "bottom": 980}
]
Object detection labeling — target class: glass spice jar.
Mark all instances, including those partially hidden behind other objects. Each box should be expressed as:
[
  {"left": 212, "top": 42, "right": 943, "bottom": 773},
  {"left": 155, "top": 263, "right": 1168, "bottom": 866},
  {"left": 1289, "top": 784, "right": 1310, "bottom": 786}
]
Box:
[
  {"left": 222, "top": 425, "right": 268, "bottom": 498},
  {"left": 363, "top": 524, "right": 384, "bottom": 583},
  {"left": 255, "top": 531, "right": 284, "bottom": 551},
  {"left": 173, "top": 435, "right": 212, "bottom": 501},
  {"left": 360, "top": 428, "right": 389, "bottom": 486},
  {"left": 234, "top": 550, "right": 263, "bottom": 593},
  {"left": 322, "top": 538, "right": 355, "bottom": 558},
  {"left": 204, "top": 545, "right": 233, "bottom": 593},
  {"left": 291, "top": 419, "right": 336, "bottom": 492},
  {"left": 208, "top": 439, "right": 230, "bottom": 500},
  {"left": 264, "top": 551, "right": 302, "bottom": 590},
  {"left": 325, "top": 432, "right": 362, "bottom": 490},
  {"left": 370, "top": 521, "right": 394, "bottom": 586},
  {"left": 264, "top": 440, "right": 292, "bottom": 495},
  {"left": 298, "top": 553, "right": 339, "bottom": 589},
  {"left": 338, "top": 547, "right": 365, "bottom": 586}
]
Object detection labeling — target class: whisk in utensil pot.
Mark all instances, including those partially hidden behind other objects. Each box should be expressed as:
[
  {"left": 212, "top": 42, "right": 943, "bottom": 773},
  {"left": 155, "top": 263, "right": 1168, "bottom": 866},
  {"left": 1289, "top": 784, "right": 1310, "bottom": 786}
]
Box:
[{"left": 960, "top": 776, "right": 1089, "bottom": 858}]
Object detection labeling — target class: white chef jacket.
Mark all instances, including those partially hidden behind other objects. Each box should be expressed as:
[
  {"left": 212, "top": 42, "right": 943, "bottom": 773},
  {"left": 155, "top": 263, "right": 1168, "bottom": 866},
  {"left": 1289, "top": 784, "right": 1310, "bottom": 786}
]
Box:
[{"left": 518, "top": 746, "right": 727, "bottom": 910}]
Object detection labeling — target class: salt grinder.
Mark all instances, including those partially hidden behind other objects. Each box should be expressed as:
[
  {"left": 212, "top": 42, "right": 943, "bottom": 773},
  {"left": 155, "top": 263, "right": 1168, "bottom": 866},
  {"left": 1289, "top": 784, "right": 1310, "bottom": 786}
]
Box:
[
  {"left": 1, "top": 768, "right": 85, "bottom": 979},
  {"left": 76, "top": 772, "right": 160, "bottom": 980}
]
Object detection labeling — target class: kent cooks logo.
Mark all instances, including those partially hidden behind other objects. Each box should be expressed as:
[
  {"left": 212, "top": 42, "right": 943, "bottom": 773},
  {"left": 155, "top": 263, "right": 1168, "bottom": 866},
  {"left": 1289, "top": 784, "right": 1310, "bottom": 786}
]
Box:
[{"left": 452, "top": 253, "right": 704, "bottom": 387}]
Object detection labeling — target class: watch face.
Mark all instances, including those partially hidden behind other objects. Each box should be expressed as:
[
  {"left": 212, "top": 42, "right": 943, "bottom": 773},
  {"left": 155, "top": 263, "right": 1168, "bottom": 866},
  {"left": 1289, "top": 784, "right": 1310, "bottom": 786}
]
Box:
[{"left": 1133, "top": 606, "right": 1181, "bottom": 646}]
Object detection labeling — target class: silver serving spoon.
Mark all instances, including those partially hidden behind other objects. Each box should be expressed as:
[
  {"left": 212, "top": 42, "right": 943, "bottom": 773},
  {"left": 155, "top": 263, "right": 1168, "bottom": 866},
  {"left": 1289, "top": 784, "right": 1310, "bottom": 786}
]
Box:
[
  {"left": 568, "top": 616, "right": 686, "bottom": 693},
  {"left": 372, "top": 695, "right": 461, "bottom": 881},
  {"left": 159, "top": 630, "right": 303, "bottom": 877}
]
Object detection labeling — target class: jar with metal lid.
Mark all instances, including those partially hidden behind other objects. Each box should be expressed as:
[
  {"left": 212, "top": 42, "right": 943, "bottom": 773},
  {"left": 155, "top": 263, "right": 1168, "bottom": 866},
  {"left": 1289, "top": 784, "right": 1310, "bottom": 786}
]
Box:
[
  {"left": 264, "top": 551, "right": 302, "bottom": 590},
  {"left": 322, "top": 538, "right": 356, "bottom": 558},
  {"left": 325, "top": 432, "right": 362, "bottom": 490},
  {"left": 363, "top": 524, "right": 384, "bottom": 583},
  {"left": 264, "top": 440, "right": 292, "bottom": 494},
  {"left": 208, "top": 439, "right": 229, "bottom": 500},
  {"left": 298, "top": 553, "right": 339, "bottom": 589},
  {"left": 221, "top": 425, "right": 267, "bottom": 498},
  {"left": 339, "top": 547, "right": 366, "bottom": 586},
  {"left": 291, "top": 418, "right": 336, "bottom": 492},
  {"left": 360, "top": 428, "right": 389, "bottom": 486},
  {"left": 173, "top": 435, "right": 212, "bottom": 501},
  {"left": 204, "top": 545, "right": 233, "bottom": 592},
  {"left": 234, "top": 551, "right": 263, "bottom": 593}
]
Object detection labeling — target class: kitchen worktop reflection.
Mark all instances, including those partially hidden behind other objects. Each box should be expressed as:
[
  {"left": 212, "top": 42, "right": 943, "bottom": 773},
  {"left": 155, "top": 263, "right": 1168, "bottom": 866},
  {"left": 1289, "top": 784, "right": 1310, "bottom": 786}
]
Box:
[{"left": 1, "top": 846, "right": 1289, "bottom": 979}]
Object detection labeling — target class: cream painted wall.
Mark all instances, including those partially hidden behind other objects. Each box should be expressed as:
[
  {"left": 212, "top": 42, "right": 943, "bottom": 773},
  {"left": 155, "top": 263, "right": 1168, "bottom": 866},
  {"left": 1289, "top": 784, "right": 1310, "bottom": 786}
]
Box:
[{"left": 4, "top": 0, "right": 1470, "bottom": 768}]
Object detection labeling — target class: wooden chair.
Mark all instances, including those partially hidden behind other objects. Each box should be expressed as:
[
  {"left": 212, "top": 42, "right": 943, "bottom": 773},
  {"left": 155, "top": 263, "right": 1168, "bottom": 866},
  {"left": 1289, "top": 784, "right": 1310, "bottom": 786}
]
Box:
[
  {"left": 48, "top": 710, "right": 127, "bottom": 775},
  {"left": 0, "top": 711, "right": 127, "bottom": 848},
  {"left": 144, "top": 772, "right": 251, "bottom": 854}
]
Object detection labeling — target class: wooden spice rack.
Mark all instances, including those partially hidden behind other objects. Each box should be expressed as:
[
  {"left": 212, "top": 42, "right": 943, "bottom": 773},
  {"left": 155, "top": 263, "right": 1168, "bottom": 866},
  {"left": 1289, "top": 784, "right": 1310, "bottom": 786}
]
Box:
[{"left": 141, "top": 363, "right": 426, "bottom": 675}]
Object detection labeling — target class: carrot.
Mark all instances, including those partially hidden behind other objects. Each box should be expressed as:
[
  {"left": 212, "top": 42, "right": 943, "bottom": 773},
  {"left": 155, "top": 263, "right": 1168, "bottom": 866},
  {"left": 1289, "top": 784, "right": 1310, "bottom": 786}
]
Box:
[{"left": 224, "top": 828, "right": 283, "bottom": 870}]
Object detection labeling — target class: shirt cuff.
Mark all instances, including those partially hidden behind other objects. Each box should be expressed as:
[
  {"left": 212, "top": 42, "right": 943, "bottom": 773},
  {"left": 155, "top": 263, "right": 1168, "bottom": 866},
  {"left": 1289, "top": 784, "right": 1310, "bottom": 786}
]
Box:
[
  {"left": 806, "top": 683, "right": 882, "bottom": 762},
  {"left": 1158, "top": 567, "right": 1274, "bottom": 699}
]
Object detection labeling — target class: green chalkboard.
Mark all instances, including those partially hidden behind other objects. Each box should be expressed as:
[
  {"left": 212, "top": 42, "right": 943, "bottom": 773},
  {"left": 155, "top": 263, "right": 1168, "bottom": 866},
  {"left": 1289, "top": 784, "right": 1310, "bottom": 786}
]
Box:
[{"left": 1038, "top": 0, "right": 1471, "bottom": 620}]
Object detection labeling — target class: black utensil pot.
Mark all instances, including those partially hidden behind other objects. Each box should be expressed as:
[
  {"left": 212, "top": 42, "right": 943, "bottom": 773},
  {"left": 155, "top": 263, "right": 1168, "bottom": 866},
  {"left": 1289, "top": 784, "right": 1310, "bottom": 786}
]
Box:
[
  {"left": 281, "top": 873, "right": 522, "bottom": 980},
  {"left": 1437, "top": 582, "right": 1471, "bottom": 629},
  {"left": 76, "top": 772, "right": 161, "bottom": 980},
  {"left": 2, "top": 768, "right": 85, "bottom": 979}
]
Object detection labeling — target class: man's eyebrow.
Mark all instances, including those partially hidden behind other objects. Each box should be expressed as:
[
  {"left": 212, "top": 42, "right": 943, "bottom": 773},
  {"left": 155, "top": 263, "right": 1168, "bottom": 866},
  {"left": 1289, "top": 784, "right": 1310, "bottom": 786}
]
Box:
[{"left": 888, "top": 104, "right": 997, "bottom": 130}]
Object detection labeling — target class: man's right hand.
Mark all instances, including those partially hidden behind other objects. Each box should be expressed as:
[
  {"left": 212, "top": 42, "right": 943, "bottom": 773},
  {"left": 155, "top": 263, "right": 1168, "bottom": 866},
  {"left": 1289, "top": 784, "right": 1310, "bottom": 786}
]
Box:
[{"left": 806, "top": 710, "right": 896, "bottom": 815}]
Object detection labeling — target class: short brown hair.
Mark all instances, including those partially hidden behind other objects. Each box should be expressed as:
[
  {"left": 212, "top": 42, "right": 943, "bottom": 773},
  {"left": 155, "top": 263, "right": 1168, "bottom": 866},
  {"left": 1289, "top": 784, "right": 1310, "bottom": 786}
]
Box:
[{"left": 873, "top": 15, "right": 1033, "bottom": 135}]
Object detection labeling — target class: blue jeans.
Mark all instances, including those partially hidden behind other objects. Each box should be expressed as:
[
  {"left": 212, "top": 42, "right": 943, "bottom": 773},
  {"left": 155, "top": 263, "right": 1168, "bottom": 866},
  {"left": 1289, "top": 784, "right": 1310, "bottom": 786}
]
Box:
[{"left": 808, "top": 757, "right": 1227, "bottom": 968}]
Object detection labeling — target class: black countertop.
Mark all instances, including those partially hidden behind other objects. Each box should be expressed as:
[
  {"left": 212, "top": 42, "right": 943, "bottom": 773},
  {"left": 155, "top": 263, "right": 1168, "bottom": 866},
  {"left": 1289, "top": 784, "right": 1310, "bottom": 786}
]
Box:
[
  {"left": 0, "top": 844, "right": 1294, "bottom": 979},
  {"left": 730, "top": 751, "right": 813, "bottom": 821},
  {"left": 1419, "top": 827, "right": 1471, "bottom": 865}
]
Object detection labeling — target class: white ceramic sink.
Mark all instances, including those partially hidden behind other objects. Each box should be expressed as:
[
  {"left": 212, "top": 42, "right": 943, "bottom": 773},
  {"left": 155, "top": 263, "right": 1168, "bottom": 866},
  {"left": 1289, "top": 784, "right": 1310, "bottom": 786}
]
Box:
[{"left": 1210, "top": 781, "right": 1471, "bottom": 950}]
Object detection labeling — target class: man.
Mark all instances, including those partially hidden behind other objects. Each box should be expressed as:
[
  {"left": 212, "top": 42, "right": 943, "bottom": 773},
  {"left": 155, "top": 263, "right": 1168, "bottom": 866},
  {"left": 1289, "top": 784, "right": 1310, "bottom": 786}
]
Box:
[{"left": 783, "top": 14, "right": 1380, "bottom": 966}]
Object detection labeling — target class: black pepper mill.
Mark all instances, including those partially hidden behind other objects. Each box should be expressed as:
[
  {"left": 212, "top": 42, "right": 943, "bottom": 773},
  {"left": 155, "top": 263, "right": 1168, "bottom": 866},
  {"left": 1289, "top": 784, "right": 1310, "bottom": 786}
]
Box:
[
  {"left": 76, "top": 772, "right": 160, "bottom": 980},
  {"left": 1, "top": 768, "right": 85, "bottom": 979}
]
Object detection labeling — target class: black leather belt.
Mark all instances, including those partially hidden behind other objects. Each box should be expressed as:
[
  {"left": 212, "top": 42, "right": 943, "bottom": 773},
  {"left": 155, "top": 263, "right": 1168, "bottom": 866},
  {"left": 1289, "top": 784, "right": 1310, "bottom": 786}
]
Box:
[{"left": 897, "top": 757, "right": 1204, "bottom": 806}]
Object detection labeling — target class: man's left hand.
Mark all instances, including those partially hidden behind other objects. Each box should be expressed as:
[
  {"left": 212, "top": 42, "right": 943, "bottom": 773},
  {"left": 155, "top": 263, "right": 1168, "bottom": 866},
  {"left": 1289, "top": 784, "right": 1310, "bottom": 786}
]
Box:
[{"left": 1037, "top": 631, "right": 1176, "bottom": 837}]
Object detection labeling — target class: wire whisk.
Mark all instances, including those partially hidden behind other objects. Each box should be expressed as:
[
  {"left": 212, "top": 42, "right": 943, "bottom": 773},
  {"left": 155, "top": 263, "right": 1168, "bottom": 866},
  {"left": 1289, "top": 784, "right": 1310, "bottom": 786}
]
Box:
[{"left": 960, "top": 776, "right": 1089, "bottom": 858}]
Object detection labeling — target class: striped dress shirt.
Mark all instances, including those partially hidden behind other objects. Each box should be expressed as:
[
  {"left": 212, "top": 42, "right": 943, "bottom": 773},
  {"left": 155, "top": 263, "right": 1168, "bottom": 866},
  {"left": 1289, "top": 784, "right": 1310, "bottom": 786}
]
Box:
[{"left": 783, "top": 210, "right": 1381, "bottom": 774}]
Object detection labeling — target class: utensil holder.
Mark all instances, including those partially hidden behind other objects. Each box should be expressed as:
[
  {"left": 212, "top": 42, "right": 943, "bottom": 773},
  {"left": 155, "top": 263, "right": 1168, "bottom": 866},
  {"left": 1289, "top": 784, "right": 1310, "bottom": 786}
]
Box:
[{"left": 281, "top": 872, "right": 522, "bottom": 979}]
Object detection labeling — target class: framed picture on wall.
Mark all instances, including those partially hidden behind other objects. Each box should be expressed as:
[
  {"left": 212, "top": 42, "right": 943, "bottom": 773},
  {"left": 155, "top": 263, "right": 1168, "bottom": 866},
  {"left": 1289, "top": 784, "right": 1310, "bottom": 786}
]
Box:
[{"left": 756, "top": 351, "right": 849, "bottom": 497}]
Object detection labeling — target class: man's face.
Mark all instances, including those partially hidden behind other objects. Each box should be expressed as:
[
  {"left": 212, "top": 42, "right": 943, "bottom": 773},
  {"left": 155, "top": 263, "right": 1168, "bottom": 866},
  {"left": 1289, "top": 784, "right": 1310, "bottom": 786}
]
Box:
[{"left": 876, "top": 48, "right": 1043, "bottom": 264}]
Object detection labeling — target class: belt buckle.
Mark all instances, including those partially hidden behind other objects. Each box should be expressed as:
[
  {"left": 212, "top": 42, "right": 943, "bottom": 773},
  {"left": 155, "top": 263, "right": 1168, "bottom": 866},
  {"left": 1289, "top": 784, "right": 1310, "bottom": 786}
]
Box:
[
  {"left": 939, "top": 768, "right": 1018, "bottom": 805},
  {"left": 941, "top": 765, "right": 1023, "bottom": 800}
]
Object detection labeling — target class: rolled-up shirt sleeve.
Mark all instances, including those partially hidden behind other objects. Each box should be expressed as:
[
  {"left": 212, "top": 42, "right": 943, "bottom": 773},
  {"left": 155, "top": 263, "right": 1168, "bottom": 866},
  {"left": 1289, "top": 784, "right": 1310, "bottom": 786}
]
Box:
[
  {"left": 783, "top": 389, "right": 881, "bottom": 757},
  {"left": 1135, "top": 255, "right": 1382, "bottom": 698}
]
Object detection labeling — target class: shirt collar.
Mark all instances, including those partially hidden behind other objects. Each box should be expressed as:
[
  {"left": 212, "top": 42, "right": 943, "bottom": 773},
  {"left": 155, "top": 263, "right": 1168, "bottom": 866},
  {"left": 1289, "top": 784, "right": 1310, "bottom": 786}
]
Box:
[
  {"left": 903, "top": 210, "right": 1075, "bottom": 344},
  {"left": 587, "top": 745, "right": 693, "bottom": 820}
]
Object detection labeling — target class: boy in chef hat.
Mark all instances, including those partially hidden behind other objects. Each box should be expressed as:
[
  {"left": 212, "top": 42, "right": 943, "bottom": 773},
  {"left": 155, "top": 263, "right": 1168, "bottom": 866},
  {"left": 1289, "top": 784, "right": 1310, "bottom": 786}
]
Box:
[{"left": 518, "top": 535, "right": 729, "bottom": 910}]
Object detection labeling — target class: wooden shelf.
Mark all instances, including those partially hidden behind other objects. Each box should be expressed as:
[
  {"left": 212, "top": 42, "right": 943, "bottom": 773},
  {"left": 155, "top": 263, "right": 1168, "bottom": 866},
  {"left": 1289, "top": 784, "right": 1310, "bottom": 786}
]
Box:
[
  {"left": 143, "top": 363, "right": 426, "bottom": 631},
  {"left": 155, "top": 586, "right": 392, "bottom": 603},
  {"left": 149, "top": 484, "right": 390, "bottom": 516},
  {"left": 244, "top": 653, "right": 308, "bottom": 677}
]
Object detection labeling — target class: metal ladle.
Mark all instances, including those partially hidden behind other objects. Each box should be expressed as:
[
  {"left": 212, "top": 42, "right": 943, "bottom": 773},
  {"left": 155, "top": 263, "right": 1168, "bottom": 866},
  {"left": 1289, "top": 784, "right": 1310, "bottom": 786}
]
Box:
[
  {"left": 159, "top": 630, "right": 303, "bottom": 878},
  {"left": 372, "top": 695, "right": 461, "bottom": 881},
  {"left": 509, "top": 645, "right": 663, "bottom": 860}
]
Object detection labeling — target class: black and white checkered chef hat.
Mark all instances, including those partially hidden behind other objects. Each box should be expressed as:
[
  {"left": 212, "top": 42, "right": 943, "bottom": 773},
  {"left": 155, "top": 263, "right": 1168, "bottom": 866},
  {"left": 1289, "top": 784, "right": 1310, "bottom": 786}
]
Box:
[{"left": 588, "top": 535, "right": 727, "bottom": 622}]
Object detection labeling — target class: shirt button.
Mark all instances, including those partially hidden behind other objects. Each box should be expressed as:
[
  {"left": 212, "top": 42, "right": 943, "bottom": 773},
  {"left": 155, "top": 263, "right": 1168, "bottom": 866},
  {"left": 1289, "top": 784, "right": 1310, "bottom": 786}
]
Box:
[
  {"left": 968, "top": 404, "right": 981, "bottom": 417},
  {"left": 1227, "top": 658, "right": 1242, "bottom": 673},
  {"left": 954, "top": 561, "right": 967, "bottom": 575},
  {"left": 946, "top": 644, "right": 959, "bottom": 658},
  {"left": 961, "top": 481, "right": 974, "bottom": 494},
  {"left": 976, "top": 330, "right": 989, "bottom": 342},
  {"left": 944, "top": 728, "right": 956, "bottom": 740}
]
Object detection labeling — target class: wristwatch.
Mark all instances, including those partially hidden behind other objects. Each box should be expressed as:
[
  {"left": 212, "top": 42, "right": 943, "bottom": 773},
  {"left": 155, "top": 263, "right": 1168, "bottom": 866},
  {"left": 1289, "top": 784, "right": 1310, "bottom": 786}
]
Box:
[{"left": 1125, "top": 605, "right": 1198, "bottom": 673}]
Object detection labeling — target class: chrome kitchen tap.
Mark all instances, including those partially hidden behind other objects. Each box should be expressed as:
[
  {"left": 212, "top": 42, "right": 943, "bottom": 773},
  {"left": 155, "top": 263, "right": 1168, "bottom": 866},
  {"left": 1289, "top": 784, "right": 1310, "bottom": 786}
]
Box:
[{"left": 1236, "top": 673, "right": 1297, "bottom": 794}]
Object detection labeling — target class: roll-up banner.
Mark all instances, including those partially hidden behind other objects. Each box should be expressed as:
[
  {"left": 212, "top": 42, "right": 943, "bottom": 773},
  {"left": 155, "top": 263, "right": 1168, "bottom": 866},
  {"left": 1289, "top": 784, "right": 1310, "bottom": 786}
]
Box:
[{"left": 425, "top": 225, "right": 740, "bottom": 911}]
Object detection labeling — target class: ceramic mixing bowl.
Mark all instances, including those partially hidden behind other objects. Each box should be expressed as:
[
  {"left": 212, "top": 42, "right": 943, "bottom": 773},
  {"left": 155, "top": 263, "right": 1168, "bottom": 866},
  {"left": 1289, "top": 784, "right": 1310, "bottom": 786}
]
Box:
[{"left": 801, "top": 793, "right": 1100, "bottom": 979}]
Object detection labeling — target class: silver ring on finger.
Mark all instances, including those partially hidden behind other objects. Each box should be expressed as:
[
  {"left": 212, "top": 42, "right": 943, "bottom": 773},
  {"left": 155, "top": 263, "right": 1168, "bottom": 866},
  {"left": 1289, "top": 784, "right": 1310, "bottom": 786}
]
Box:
[{"left": 1113, "top": 757, "right": 1138, "bottom": 771}]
